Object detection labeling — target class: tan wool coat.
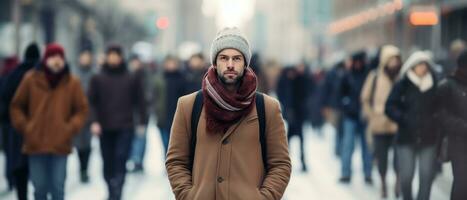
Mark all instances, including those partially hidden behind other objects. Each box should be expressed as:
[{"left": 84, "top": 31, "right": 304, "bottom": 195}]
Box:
[
  {"left": 166, "top": 92, "right": 291, "bottom": 200},
  {"left": 361, "top": 45, "right": 400, "bottom": 135},
  {"left": 10, "top": 69, "right": 89, "bottom": 155}
]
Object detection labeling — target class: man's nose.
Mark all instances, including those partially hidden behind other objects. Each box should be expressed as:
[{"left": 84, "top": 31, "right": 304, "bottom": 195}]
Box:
[{"left": 227, "top": 59, "right": 234, "bottom": 68}]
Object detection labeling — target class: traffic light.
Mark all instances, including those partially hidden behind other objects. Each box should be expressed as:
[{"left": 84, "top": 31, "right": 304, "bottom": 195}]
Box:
[{"left": 156, "top": 17, "right": 169, "bottom": 30}]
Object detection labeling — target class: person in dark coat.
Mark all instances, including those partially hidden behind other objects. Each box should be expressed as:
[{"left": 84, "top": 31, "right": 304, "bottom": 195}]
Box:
[
  {"left": 436, "top": 50, "right": 467, "bottom": 200},
  {"left": 72, "top": 48, "right": 95, "bottom": 183},
  {"left": 0, "top": 56, "right": 19, "bottom": 190},
  {"left": 128, "top": 54, "right": 150, "bottom": 173},
  {"left": 0, "top": 43, "right": 39, "bottom": 200},
  {"left": 440, "top": 39, "right": 465, "bottom": 77},
  {"left": 88, "top": 45, "right": 148, "bottom": 200},
  {"left": 385, "top": 51, "right": 440, "bottom": 200},
  {"left": 338, "top": 51, "right": 373, "bottom": 184},
  {"left": 309, "top": 68, "right": 326, "bottom": 135},
  {"left": 152, "top": 55, "right": 187, "bottom": 156},
  {"left": 277, "top": 63, "right": 312, "bottom": 172},
  {"left": 322, "top": 60, "right": 350, "bottom": 157},
  {"left": 184, "top": 53, "right": 207, "bottom": 94}
]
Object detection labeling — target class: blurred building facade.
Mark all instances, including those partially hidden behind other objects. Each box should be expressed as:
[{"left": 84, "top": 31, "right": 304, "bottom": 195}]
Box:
[
  {"left": 0, "top": 0, "right": 150, "bottom": 62},
  {"left": 329, "top": 0, "right": 467, "bottom": 59}
]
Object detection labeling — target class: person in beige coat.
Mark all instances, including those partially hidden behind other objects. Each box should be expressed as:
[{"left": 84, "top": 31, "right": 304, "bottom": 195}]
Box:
[
  {"left": 166, "top": 27, "right": 291, "bottom": 200},
  {"left": 361, "top": 45, "right": 402, "bottom": 198}
]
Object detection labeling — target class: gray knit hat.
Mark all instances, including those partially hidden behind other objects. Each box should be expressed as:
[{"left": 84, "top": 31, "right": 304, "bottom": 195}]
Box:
[{"left": 210, "top": 27, "right": 251, "bottom": 67}]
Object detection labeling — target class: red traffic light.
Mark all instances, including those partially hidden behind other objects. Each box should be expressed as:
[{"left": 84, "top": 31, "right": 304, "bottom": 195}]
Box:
[{"left": 156, "top": 17, "right": 170, "bottom": 30}]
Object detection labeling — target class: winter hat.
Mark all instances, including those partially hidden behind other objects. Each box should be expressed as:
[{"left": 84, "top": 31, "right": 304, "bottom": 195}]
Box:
[
  {"left": 42, "top": 43, "right": 65, "bottom": 64},
  {"left": 399, "top": 51, "right": 434, "bottom": 78},
  {"left": 210, "top": 27, "right": 251, "bottom": 67},
  {"left": 106, "top": 44, "right": 124, "bottom": 56},
  {"left": 24, "top": 43, "right": 40, "bottom": 62},
  {"left": 352, "top": 51, "right": 366, "bottom": 63},
  {"left": 377, "top": 45, "right": 400, "bottom": 70}
]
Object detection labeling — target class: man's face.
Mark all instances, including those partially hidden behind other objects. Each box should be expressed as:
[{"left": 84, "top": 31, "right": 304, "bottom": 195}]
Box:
[
  {"left": 79, "top": 51, "right": 92, "bottom": 67},
  {"left": 130, "top": 59, "right": 142, "bottom": 72},
  {"left": 214, "top": 48, "right": 245, "bottom": 85},
  {"left": 413, "top": 62, "right": 429, "bottom": 77},
  {"left": 189, "top": 56, "right": 205, "bottom": 70},
  {"left": 386, "top": 56, "right": 401, "bottom": 70},
  {"left": 164, "top": 59, "right": 179, "bottom": 72},
  {"left": 353, "top": 60, "right": 363, "bottom": 70},
  {"left": 46, "top": 55, "right": 65, "bottom": 73},
  {"left": 106, "top": 52, "right": 122, "bottom": 67}
]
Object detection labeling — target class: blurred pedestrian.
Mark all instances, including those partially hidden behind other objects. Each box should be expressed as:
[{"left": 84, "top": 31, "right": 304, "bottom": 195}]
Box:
[
  {"left": 309, "top": 67, "right": 326, "bottom": 135},
  {"left": 166, "top": 27, "right": 291, "bottom": 200},
  {"left": 88, "top": 45, "right": 147, "bottom": 200},
  {"left": 322, "top": 59, "right": 350, "bottom": 157},
  {"left": 152, "top": 55, "right": 187, "bottom": 156},
  {"left": 338, "top": 51, "right": 373, "bottom": 184},
  {"left": 361, "top": 45, "right": 402, "bottom": 198},
  {"left": 385, "top": 51, "right": 440, "bottom": 200},
  {"left": 436, "top": 49, "right": 467, "bottom": 200},
  {"left": 10, "top": 43, "right": 89, "bottom": 200},
  {"left": 185, "top": 53, "right": 207, "bottom": 94},
  {"left": 441, "top": 39, "right": 465, "bottom": 77},
  {"left": 71, "top": 48, "right": 95, "bottom": 183},
  {"left": 0, "top": 55, "right": 19, "bottom": 190},
  {"left": 250, "top": 53, "right": 269, "bottom": 93},
  {"left": 0, "top": 43, "right": 40, "bottom": 200},
  {"left": 128, "top": 55, "right": 150, "bottom": 173},
  {"left": 278, "top": 63, "right": 312, "bottom": 172}
]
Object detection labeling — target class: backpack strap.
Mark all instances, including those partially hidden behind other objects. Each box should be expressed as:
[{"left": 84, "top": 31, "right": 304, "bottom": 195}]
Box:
[
  {"left": 256, "top": 92, "right": 267, "bottom": 171},
  {"left": 189, "top": 90, "right": 203, "bottom": 170}
]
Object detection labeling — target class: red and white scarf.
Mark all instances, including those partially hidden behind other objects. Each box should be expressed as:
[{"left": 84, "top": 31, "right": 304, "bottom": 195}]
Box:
[{"left": 202, "top": 66, "right": 257, "bottom": 133}]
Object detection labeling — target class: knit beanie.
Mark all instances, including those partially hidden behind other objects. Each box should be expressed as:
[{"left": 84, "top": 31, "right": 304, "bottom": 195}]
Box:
[
  {"left": 210, "top": 27, "right": 251, "bottom": 67},
  {"left": 42, "top": 43, "right": 65, "bottom": 66}
]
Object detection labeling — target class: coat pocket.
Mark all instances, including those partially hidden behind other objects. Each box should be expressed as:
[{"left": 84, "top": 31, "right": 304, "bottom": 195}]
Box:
[{"left": 23, "top": 121, "right": 40, "bottom": 148}]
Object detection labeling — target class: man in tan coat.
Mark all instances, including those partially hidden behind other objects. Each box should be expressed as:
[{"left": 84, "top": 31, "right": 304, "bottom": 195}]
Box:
[
  {"left": 10, "top": 43, "right": 89, "bottom": 200},
  {"left": 166, "top": 27, "right": 291, "bottom": 200},
  {"left": 360, "top": 45, "right": 401, "bottom": 198}
]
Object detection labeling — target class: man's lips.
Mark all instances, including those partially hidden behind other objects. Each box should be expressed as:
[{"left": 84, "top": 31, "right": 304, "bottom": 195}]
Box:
[{"left": 224, "top": 71, "right": 238, "bottom": 75}]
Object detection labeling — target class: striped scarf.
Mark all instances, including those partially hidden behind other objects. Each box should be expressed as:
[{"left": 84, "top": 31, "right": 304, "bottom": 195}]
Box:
[{"left": 202, "top": 66, "right": 257, "bottom": 134}]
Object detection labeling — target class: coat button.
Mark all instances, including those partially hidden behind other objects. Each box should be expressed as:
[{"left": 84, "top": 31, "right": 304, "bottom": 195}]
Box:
[
  {"left": 217, "top": 177, "right": 224, "bottom": 183},
  {"left": 222, "top": 139, "right": 229, "bottom": 145}
]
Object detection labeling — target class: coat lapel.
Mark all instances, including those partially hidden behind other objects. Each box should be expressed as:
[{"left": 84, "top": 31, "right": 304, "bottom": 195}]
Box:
[{"left": 221, "top": 104, "right": 258, "bottom": 141}]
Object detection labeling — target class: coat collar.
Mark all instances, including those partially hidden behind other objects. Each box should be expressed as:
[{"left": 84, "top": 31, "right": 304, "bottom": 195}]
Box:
[
  {"left": 407, "top": 70, "right": 433, "bottom": 92},
  {"left": 32, "top": 69, "right": 71, "bottom": 90}
]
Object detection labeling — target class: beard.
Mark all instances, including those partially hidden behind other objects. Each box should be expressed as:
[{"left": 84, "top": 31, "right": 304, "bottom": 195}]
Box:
[{"left": 217, "top": 69, "right": 244, "bottom": 86}]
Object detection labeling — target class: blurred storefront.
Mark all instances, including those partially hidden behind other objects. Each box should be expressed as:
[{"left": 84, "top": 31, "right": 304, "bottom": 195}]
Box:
[
  {"left": 328, "top": 0, "right": 467, "bottom": 59},
  {"left": 0, "top": 0, "right": 149, "bottom": 62}
]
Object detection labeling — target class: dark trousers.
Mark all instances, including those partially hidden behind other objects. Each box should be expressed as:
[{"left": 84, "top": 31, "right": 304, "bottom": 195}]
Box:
[
  {"left": 4, "top": 124, "right": 29, "bottom": 200},
  {"left": 78, "top": 148, "right": 91, "bottom": 173},
  {"left": 450, "top": 141, "right": 467, "bottom": 200},
  {"left": 287, "top": 122, "right": 307, "bottom": 170},
  {"left": 100, "top": 129, "right": 134, "bottom": 200},
  {"left": 160, "top": 128, "right": 170, "bottom": 157},
  {"left": 373, "top": 134, "right": 398, "bottom": 180},
  {"left": 13, "top": 165, "right": 29, "bottom": 200},
  {"left": 397, "top": 145, "right": 436, "bottom": 200},
  {"left": 335, "top": 115, "right": 344, "bottom": 157}
]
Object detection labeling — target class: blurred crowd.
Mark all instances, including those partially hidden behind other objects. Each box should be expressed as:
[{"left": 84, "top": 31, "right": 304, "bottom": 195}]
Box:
[{"left": 0, "top": 38, "right": 466, "bottom": 200}]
